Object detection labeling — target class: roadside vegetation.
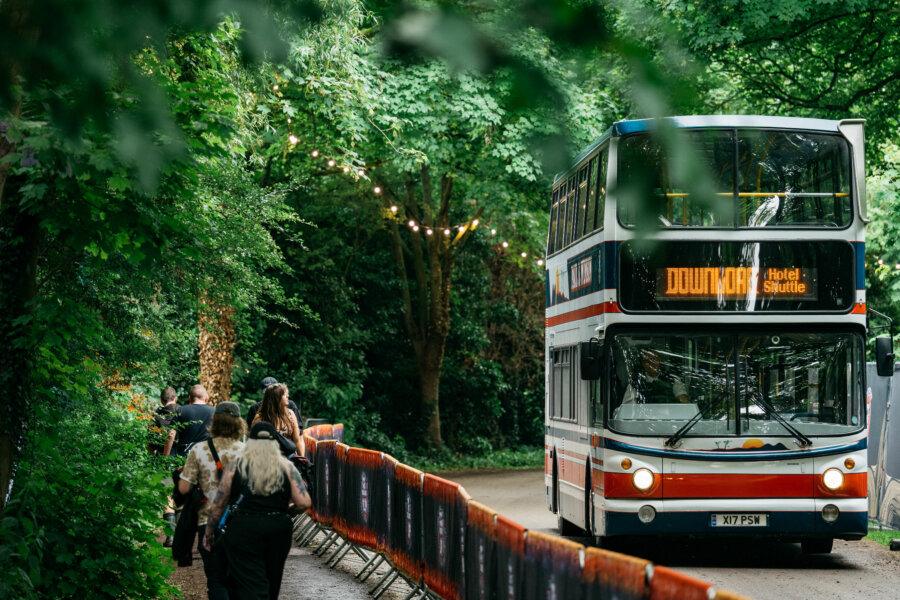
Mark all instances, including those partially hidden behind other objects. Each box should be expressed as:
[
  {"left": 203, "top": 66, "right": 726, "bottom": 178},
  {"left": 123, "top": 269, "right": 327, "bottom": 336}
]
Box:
[
  {"left": 4, "top": 1, "right": 900, "bottom": 597},
  {"left": 866, "top": 526, "right": 900, "bottom": 547}
]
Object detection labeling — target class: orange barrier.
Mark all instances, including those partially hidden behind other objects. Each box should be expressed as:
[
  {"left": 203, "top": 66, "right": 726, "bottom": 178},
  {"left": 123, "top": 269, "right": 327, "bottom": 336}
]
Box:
[
  {"left": 583, "top": 546, "right": 649, "bottom": 600},
  {"left": 376, "top": 454, "right": 399, "bottom": 555},
  {"left": 342, "top": 447, "right": 383, "bottom": 548},
  {"left": 391, "top": 463, "right": 425, "bottom": 582},
  {"left": 650, "top": 565, "right": 715, "bottom": 600},
  {"left": 333, "top": 423, "right": 344, "bottom": 442},
  {"left": 494, "top": 514, "right": 526, "bottom": 600},
  {"left": 314, "top": 440, "right": 337, "bottom": 524},
  {"left": 297, "top": 424, "right": 742, "bottom": 600},
  {"left": 332, "top": 443, "right": 351, "bottom": 537},
  {"left": 422, "top": 475, "right": 469, "bottom": 600},
  {"left": 464, "top": 500, "right": 497, "bottom": 600},
  {"left": 523, "top": 531, "right": 583, "bottom": 600}
]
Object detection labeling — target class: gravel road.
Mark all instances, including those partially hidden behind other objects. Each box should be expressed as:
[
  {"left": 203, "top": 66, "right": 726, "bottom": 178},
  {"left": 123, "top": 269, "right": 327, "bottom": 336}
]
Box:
[{"left": 449, "top": 468, "right": 900, "bottom": 600}]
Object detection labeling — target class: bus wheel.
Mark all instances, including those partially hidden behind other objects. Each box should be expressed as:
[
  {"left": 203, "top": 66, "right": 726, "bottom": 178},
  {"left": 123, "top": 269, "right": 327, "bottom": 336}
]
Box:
[{"left": 801, "top": 538, "right": 833, "bottom": 554}]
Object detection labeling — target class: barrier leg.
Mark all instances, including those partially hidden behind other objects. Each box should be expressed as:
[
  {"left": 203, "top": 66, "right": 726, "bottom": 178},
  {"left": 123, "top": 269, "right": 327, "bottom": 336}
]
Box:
[
  {"left": 370, "top": 568, "right": 398, "bottom": 597},
  {"left": 350, "top": 545, "right": 371, "bottom": 562},
  {"left": 356, "top": 553, "right": 383, "bottom": 580},
  {"left": 326, "top": 540, "right": 353, "bottom": 567},
  {"left": 314, "top": 530, "right": 340, "bottom": 556},
  {"left": 293, "top": 518, "right": 317, "bottom": 543},
  {"left": 298, "top": 522, "right": 324, "bottom": 547}
]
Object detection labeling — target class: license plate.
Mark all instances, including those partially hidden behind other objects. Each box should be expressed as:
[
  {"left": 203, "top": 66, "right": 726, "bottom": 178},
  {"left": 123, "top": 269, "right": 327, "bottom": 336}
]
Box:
[{"left": 710, "top": 513, "right": 768, "bottom": 527}]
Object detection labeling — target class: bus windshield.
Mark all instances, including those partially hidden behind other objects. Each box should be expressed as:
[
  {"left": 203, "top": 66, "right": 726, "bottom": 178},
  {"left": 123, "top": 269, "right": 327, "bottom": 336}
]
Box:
[
  {"left": 608, "top": 330, "right": 864, "bottom": 438},
  {"left": 616, "top": 129, "right": 852, "bottom": 228}
]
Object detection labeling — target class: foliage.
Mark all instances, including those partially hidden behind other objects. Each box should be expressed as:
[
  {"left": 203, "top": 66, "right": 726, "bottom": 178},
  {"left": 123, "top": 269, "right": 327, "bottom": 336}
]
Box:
[
  {"left": 0, "top": 382, "right": 177, "bottom": 599},
  {"left": 410, "top": 445, "right": 545, "bottom": 474}
]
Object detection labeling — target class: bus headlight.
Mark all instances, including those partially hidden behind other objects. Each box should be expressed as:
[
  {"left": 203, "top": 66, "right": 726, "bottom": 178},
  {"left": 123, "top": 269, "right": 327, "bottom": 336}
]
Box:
[
  {"left": 822, "top": 504, "right": 840, "bottom": 522},
  {"left": 633, "top": 468, "right": 654, "bottom": 491},
  {"left": 823, "top": 468, "right": 844, "bottom": 490}
]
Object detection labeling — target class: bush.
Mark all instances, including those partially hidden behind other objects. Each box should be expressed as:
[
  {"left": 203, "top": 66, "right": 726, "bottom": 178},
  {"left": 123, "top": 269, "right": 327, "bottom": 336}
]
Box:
[{"left": 0, "top": 385, "right": 176, "bottom": 599}]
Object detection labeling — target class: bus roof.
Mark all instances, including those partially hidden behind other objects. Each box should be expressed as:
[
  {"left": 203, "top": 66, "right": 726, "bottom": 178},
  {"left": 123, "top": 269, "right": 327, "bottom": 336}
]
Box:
[{"left": 560, "top": 115, "right": 848, "bottom": 185}]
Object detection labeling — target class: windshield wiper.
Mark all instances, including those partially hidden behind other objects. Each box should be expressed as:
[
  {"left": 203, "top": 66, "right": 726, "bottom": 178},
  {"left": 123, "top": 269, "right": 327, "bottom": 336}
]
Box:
[
  {"left": 746, "top": 395, "right": 812, "bottom": 448},
  {"left": 665, "top": 410, "right": 704, "bottom": 448}
]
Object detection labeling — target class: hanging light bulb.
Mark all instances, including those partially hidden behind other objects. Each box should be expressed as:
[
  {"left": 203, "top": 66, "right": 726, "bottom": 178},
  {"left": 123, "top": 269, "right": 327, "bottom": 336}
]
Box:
[
  {"left": 327, "top": 159, "right": 336, "bottom": 167},
  {"left": 358, "top": 169, "right": 365, "bottom": 176},
  {"left": 408, "top": 220, "right": 416, "bottom": 227},
  {"left": 491, "top": 228, "right": 497, "bottom": 235},
  {"left": 273, "top": 84, "right": 279, "bottom": 90},
  {"left": 413, "top": 225, "right": 420, "bottom": 232},
  {"left": 311, "top": 150, "right": 319, "bottom": 157},
  {"left": 288, "top": 134, "right": 298, "bottom": 145},
  {"left": 343, "top": 166, "right": 350, "bottom": 173},
  {"left": 537, "top": 259, "right": 544, "bottom": 266},
  {"left": 472, "top": 219, "right": 479, "bottom": 226},
  {"left": 521, "top": 252, "right": 527, "bottom": 258},
  {"left": 502, "top": 241, "right": 509, "bottom": 248},
  {"left": 426, "top": 228, "right": 433, "bottom": 235},
  {"left": 373, "top": 186, "right": 381, "bottom": 194},
  {"left": 458, "top": 225, "right": 466, "bottom": 233},
  {"left": 287, "top": 118, "right": 292, "bottom": 124},
  {"left": 444, "top": 229, "right": 451, "bottom": 236},
  {"left": 879, "top": 259, "right": 885, "bottom": 265},
  {"left": 390, "top": 205, "right": 398, "bottom": 213}
]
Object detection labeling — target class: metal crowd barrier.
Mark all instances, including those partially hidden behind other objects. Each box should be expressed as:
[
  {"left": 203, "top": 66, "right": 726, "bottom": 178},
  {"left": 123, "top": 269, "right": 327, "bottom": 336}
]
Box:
[{"left": 295, "top": 424, "right": 749, "bottom": 600}]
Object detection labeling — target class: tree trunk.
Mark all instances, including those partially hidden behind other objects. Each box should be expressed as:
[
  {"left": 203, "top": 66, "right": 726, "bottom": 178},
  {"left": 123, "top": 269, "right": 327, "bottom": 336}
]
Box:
[
  {"left": 0, "top": 204, "right": 40, "bottom": 509},
  {"left": 198, "top": 296, "right": 236, "bottom": 406}
]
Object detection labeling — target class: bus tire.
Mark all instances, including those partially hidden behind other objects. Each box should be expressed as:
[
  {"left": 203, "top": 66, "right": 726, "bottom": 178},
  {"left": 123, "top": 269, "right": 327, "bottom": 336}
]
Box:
[{"left": 801, "top": 538, "right": 833, "bottom": 554}]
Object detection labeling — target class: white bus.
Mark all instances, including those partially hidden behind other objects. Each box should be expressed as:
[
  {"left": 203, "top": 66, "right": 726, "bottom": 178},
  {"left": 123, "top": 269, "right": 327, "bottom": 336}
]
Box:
[{"left": 544, "top": 115, "right": 892, "bottom": 553}]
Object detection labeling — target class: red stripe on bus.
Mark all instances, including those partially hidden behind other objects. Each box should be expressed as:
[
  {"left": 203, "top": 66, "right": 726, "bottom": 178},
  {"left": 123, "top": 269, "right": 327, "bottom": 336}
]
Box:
[
  {"left": 662, "top": 473, "right": 812, "bottom": 498},
  {"left": 545, "top": 302, "right": 619, "bottom": 327},
  {"left": 605, "top": 472, "right": 663, "bottom": 498},
  {"left": 559, "top": 448, "right": 588, "bottom": 461},
  {"left": 814, "top": 472, "right": 866, "bottom": 498}
]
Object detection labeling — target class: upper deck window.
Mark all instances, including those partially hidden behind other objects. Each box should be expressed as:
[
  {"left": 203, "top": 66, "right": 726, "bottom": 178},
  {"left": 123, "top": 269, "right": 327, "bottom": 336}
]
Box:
[{"left": 616, "top": 129, "right": 853, "bottom": 228}]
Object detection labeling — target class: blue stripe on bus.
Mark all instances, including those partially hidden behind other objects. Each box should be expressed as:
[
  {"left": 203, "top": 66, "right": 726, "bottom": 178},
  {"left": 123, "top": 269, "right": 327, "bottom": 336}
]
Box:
[
  {"left": 605, "top": 509, "right": 867, "bottom": 537},
  {"left": 853, "top": 241, "right": 865, "bottom": 290},
  {"left": 603, "top": 437, "right": 866, "bottom": 462}
]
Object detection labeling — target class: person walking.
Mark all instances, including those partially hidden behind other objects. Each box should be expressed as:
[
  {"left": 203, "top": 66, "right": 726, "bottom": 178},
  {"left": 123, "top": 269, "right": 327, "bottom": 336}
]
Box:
[
  {"left": 204, "top": 421, "right": 312, "bottom": 599},
  {"left": 246, "top": 376, "right": 302, "bottom": 431},
  {"left": 172, "top": 384, "right": 215, "bottom": 457},
  {"left": 177, "top": 402, "right": 245, "bottom": 600},
  {"left": 251, "top": 383, "right": 304, "bottom": 457}
]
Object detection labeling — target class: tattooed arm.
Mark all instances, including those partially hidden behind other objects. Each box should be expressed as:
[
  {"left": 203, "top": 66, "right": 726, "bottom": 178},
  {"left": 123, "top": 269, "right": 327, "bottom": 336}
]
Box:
[
  {"left": 287, "top": 463, "right": 312, "bottom": 512},
  {"left": 203, "top": 463, "right": 236, "bottom": 551}
]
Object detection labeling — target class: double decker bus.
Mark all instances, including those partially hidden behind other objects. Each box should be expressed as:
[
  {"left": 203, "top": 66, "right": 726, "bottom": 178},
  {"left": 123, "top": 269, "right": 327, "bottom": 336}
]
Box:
[{"left": 544, "top": 115, "right": 890, "bottom": 553}]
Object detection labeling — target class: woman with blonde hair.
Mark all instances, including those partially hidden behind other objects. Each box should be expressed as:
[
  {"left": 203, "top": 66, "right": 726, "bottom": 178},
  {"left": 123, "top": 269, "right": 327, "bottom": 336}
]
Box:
[
  {"left": 252, "top": 382, "right": 304, "bottom": 457},
  {"left": 205, "top": 421, "right": 311, "bottom": 599}
]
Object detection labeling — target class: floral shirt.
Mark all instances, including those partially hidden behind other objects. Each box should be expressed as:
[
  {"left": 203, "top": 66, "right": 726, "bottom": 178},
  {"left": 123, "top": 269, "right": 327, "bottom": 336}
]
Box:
[{"left": 180, "top": 437, "right": 244, "bottom": 525}]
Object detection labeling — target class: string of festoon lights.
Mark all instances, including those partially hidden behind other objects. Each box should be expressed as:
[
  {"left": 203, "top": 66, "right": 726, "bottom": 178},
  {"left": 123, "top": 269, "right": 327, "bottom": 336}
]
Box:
[{"left": 297, "top": 140, "right": 546, "bottom": 268}]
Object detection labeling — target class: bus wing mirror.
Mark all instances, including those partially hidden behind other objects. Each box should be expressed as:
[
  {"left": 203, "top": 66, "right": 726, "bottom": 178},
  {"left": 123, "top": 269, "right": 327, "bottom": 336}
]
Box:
[
  {"left": 580, "top": 339, "right": 604, "bottom": 380},
  {"left": 876, "top": 336, "right": 895, "bottom": 377}
]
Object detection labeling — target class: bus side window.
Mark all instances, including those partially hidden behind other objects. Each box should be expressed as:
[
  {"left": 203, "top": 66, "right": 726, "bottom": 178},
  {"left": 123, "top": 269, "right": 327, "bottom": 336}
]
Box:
[
  {"left": 549, "top": 187, "right": 560, "bottom": 253},
  {"left": 595, "top": 149, "right": 608, "bottom": 231},
  {"left": 556, "top": 180, "right": 569, "bottom": 252},
  {"left": 565, "top": 176, "right": 576, "bottom": 247},
  {"left": 583, "top": 157, "right": 597, "bottom": 238},
  {"left": 575, "top": 166, "right": 588, "bottom": 242}
]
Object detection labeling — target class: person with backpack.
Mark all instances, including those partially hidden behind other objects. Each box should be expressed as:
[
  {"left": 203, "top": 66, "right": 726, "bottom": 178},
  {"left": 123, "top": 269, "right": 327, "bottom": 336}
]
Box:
[
  {"left": 204, "top": 421, "right": 311, "bottom": 599},
  {"left": 177, "top": 401, "right": 246, "bottom": 599},
  {"left": 172, "top": 384, "right": 215, "bottom": 457}
]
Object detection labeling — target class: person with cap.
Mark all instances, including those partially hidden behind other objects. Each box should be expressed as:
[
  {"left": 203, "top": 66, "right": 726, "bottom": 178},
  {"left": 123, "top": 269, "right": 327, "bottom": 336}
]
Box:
[
  {"left": 246, "top": 376, "right": 302, "bottom": 431},
  {"left": 204, "top": 421, "right": 312, "bottom": 600},
  {"left": 251, "top": 382, "right": 304, "bottom": 458},
  {"left": 177, "top": 401, "right": 246, "bottom": 600}
]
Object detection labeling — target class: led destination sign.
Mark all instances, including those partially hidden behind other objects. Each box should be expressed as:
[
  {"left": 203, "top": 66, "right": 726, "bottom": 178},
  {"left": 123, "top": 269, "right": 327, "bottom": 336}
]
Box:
[
  {"left": 617, "top": 240, "right": 854, "bottom": 313},
  {"left": 659, "top": 267, "right": 817, "bottom": 301}
]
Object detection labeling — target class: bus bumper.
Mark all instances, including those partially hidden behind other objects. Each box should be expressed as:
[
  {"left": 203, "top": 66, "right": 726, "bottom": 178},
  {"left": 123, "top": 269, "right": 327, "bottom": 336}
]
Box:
[{"left": 603, "top": 497, "right": 867, "bottom": 540}]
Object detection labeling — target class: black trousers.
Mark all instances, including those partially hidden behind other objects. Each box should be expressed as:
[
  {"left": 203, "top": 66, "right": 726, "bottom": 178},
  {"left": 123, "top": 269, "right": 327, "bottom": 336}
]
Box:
[
  {"left": 224, "top": 512, "right": 292, "bottom": 599},
  {"left": 196, "top": 525, "right": 229, "bottom": 600}
]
